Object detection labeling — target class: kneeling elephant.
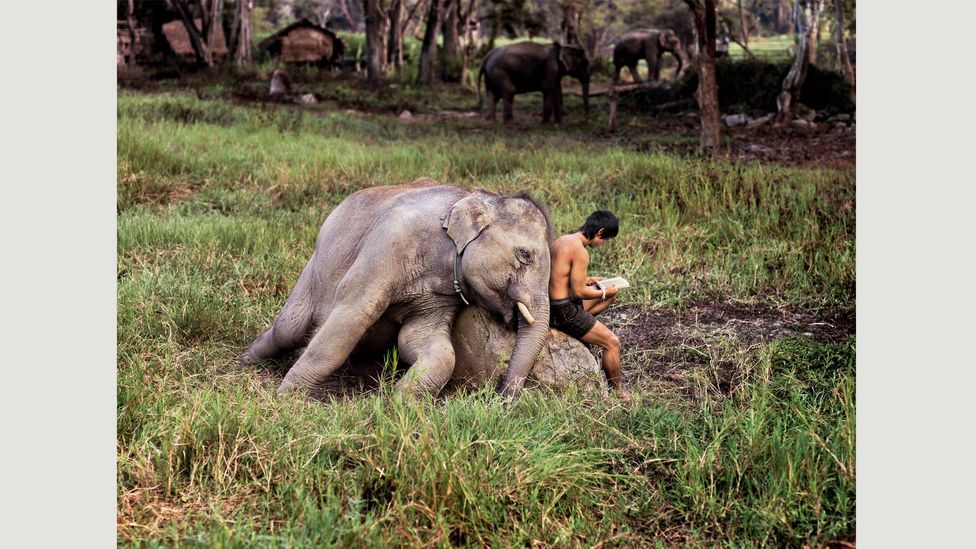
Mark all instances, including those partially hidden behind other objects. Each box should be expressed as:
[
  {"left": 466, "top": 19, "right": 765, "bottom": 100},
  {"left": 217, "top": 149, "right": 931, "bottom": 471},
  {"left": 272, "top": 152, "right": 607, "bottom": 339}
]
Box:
[{"left": 241, "top": 179, "right": 554, "bottom": 398}]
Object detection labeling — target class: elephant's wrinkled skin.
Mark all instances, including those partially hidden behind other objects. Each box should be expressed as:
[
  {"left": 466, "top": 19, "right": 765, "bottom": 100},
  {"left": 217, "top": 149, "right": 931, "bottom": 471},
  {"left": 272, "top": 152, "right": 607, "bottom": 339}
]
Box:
[
  {"left": 241, "top": 179, "right": 554, "bottom": 398},
  {"left": 448, "top": 307, "right": 607, "bottom": 396},
  {"left": 613, "top": 29, "right": 688, "bottom": 84},
  {"left": 478, "top": 41, "right": 589, "bottom": 124}
]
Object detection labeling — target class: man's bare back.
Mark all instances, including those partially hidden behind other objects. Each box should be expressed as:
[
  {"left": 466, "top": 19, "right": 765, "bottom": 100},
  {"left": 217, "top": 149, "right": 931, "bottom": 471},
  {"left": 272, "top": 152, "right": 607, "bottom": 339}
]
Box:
[
  {"left": 546, "top": 214, "right": 628, "bottom": 400},
  {"left": 549, "top": 234, "right": 588, "bottom": 300}
]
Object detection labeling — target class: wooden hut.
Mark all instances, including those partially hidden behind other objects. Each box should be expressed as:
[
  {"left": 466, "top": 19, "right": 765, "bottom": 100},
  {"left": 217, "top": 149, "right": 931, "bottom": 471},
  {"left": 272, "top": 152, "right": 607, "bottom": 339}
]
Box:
[
  {"left": 259, "top": 19, "right": 344, "bottom": 67},
  {"left": 161, "top": 19, "right": 228, "bottom": 61}
]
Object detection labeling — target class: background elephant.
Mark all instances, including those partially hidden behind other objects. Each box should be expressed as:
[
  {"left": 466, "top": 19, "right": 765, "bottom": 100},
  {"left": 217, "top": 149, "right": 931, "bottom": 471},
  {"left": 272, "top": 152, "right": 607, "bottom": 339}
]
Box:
[
  {"left": 241, "top": 179, "right": 553, "bottom": 398},
  {"left": 613, "top": 29, "right": 688, "bottom": 84},
  {"left": 478, "top": 41, "right": 589, "bottom": 124}
]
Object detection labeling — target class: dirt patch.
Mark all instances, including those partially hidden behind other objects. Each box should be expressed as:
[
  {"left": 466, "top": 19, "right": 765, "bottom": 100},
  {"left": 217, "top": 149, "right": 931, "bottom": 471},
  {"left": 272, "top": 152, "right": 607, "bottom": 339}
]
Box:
[
  {"left": 615, "top": 113, "right": 855, "bottom": 169},
  {"left": 600, "top": 300, "right": 854, "bottom": 394},
  {"left": 254, "top": 299, "right": 853, "bottom": 399}
]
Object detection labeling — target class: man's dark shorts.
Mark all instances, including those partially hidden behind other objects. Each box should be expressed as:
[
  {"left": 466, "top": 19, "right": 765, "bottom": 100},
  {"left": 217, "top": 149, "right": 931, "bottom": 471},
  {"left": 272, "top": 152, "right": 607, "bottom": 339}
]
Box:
[{"left": 550, "top": 297, "right": 597, "bottom": 340}]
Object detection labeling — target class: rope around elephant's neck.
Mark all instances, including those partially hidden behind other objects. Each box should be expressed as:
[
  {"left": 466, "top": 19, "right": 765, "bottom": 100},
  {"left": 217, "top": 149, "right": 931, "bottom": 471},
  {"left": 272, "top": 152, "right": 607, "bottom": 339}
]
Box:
[{"left": 454, "top": 249, "right": 470, "bottom": 305}]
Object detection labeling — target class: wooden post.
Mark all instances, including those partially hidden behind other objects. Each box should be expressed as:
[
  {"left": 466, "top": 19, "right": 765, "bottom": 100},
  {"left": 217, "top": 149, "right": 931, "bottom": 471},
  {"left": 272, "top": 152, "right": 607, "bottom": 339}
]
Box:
[{"left": 607, "top": 84, "right": 618, "bottom": 133}]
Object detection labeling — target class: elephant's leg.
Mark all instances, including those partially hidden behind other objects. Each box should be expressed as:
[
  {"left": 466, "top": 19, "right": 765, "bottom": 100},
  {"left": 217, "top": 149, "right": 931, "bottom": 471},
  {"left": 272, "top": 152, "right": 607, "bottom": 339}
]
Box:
[
  {"left": 502, "top": 93, "right": 515, "bottom": 123},
  {"left": 613, "top": 63, "right": 622, "bottom": 84},
  {"left": 486, "top": 90, "right": 497, "bottom": 121},
  {"left": 394, "top": 312, "right": 456, "bottom": 397},
  {"left": 241, "top": 260, "right": 316, "bottom": 365},
  {"left": 542, "top": 92, "right": 552, "bottom": 124},
  {"left": 554, "top": 87, "right": 564, "bottom": 125},
  {"left": 630, "top": 64, "right": 642, "bottom": 83},
  {"left": 277, "top": 267, "right": 391, "bottom": 394},
  {"left": 650, "top": 55, "right": 661, "bottom": 81}
]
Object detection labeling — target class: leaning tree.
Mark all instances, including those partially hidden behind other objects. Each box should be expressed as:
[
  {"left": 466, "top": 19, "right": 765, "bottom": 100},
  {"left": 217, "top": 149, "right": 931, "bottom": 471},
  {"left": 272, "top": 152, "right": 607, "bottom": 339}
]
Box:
[
  {"left": 775, "top": 0, "right": 827, "bottom": 124},
  {"left": 166, "top": 0, "right": 224, "bottom": 67}
]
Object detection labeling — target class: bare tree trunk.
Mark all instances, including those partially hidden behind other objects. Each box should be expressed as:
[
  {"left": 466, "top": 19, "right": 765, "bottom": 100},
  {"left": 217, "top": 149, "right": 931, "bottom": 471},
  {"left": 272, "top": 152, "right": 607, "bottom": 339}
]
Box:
[
  {"left": 776, "top": 0, "right": 827, "bottom": 124},
  {"left": 228, "top": 0, "right": 240, "bottom": 53},
  {"left": 337, "top": 0, "right": 356, "bottom": 28},
  {"left": 126, "top": 0, "right": 138, "bottom": 65},
  {"left": 559, "top": 0, "right": 583, "bottom": 46},
  {"left": 833, "top": 0, "right": 855, "bottom": 104},
  {"left": 206, "top": 0, "right": 224, "bottom": 57},
  {"left": 737, "top": 0, "right": 748, "bottom": 50},
  {"left": 364, "top": 0, "right": 389, "bottom": 83},
  {"left": 440, "top": 0, "right": 461, "bottom": 82},
  {"left": 402, "top": 0, "right": 427, "bottom": 38},
  {"left": 235, "top": 0, "right": 252, "bottom": 64},
  {"left": 807, "top": 1, "right": 824, "bottom": 64},
  {"left": 388, "top": 0, "right": 403, "bottom": 67},
  {"left": 459, "top": 0, "right": 477, "bottom": 85},
  {"left": 167, "top": 0, "right": 215, "bottom": 67},
  {"left": 417, "top": 0, "right": 442, "bottom": 86},
  {"left": 685, "top": 0, "right": 721, "bottom": 156}
]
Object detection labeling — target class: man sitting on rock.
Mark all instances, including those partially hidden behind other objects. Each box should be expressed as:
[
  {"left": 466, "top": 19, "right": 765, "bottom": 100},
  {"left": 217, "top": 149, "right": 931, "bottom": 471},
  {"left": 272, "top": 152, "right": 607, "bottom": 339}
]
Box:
[{"left": 548, "top": 210, "right": 628, "bottom": 400}]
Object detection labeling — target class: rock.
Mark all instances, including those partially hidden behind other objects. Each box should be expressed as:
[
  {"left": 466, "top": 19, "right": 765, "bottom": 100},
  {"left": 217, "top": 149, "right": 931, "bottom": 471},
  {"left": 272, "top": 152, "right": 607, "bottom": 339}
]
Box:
[
  {"left": 746, "top": 113, "right": 775, "bottom": 129},
  {"left": 399, "top": 110, "right": 413, "bottom": 119},
  {"left": 827, "top": 113, "right": 852, "bottom": 123},
  {"left": 299, "top": 93, "right": 317, "bottom": 104},
  {"left": 269, "top": 68, "right": 292, "bottom": 96},
  {"left": 746, "top": 144, "right": 775, "bottom": 155},
  {"left": 681, "top": 111, "right": 698, "bottom": 118},
  {"left": 795, "top": 103, "right": 817, "bottom": 122},
  {"left": 722, "top": 113, "right": 749, "bottom": 127},
  {"left": 790, "top": 118, "right": 816, "bottom": 130},
  {"left": 448, "top": 307, "right": 607, "bottom": 395}
]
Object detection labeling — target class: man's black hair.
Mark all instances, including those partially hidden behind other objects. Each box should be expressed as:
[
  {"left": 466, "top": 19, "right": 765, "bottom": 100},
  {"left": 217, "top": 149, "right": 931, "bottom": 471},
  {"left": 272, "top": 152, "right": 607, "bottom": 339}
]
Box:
[{"left": 580, "top": 210, "right": 619, "bottom": 240}]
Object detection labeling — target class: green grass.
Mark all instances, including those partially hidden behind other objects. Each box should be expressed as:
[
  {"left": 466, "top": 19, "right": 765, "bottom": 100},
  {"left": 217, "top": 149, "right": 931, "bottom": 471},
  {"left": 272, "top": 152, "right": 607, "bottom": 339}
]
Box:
[{"left": 117, "top": 86, "right": 855, "bottom": 546}]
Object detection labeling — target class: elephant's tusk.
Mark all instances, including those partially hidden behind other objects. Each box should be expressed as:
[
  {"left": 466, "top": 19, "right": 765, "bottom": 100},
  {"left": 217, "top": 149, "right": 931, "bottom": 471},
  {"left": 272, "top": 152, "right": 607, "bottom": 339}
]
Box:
[{"left": 516, "top": 302, "right": 535, "bottom": 325}]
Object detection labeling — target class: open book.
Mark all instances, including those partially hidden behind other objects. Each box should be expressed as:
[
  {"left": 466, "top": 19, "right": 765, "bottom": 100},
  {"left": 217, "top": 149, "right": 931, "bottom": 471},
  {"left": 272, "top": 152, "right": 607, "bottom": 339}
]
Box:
[{"left": 595, "top": 277, "right": 630, "bottom": 290}]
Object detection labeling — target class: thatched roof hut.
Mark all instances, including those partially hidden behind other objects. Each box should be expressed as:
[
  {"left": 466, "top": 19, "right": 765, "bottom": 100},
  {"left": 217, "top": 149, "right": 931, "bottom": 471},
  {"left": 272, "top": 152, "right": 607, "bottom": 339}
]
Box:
[
  {"left": 161, "top": 19, "right": 228, "bottom": 61},
  {"left": 259, "top": 19, "right": 344, "bottom": 66}
]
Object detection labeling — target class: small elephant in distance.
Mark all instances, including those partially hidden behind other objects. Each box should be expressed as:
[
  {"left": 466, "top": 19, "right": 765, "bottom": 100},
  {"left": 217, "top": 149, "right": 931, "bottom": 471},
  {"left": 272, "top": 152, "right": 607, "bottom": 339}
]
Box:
[
  {"left": 478, "top": 40, "right": 590, "bottom": 124},
  {"left": 241, "top": 179, "right": 554, "bottom": 399},
  {"left": 613, "top": 29, "right": 689, "bottom": 84}
]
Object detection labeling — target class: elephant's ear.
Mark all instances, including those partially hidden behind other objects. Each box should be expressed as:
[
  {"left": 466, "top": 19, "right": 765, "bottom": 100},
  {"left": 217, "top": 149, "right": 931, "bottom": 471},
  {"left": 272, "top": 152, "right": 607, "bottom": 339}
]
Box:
[
  {"left": 658, "top": 31, "right": 673, "bottom": 48},
  {"left": 443, "top": 191, "right": 494, "bottom": 253}
]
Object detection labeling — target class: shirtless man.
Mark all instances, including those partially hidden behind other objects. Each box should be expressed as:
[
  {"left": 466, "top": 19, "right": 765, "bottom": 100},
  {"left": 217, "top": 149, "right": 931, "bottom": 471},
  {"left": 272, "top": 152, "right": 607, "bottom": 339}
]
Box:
[{"left": 548, "top": 210, "right": 628, "bottom": 399}]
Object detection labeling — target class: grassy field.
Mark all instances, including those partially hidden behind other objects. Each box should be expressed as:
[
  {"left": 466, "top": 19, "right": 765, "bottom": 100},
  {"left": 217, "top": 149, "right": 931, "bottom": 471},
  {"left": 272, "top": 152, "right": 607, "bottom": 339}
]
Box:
[{"left": 117, "top": 82, "right": 855, "bottom": 546}]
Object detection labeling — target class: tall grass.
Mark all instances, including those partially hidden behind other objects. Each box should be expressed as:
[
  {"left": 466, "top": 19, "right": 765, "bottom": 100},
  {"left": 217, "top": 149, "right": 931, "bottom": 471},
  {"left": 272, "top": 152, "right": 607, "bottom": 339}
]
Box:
[
  {"left": 117, "top": 90, "right": 855, "bottom": 546},
  {"left": 118, "top": 91, "right": 853, "bottom": 308}
]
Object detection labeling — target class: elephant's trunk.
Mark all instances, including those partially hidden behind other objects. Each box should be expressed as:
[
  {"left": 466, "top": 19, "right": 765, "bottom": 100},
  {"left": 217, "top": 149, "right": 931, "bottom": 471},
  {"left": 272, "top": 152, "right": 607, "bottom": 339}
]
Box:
[
  {"left": 675, "top": 46, "right": 688, "bottom": 78},
  {"left": 498, "top": 296, "right": 550, "bottom": 398}
]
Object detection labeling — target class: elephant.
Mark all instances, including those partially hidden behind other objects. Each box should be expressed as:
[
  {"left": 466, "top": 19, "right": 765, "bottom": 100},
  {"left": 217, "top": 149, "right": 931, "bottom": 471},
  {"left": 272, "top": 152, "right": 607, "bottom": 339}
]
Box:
[
  {"left": 612, "top": 29, "right": 688, "bottom": 84},
  {"left": 478, "top": 41, "right": 589, "bottom": 124},
  {"left": 241, "top": 178, "right": 554, "bottom": 399}
]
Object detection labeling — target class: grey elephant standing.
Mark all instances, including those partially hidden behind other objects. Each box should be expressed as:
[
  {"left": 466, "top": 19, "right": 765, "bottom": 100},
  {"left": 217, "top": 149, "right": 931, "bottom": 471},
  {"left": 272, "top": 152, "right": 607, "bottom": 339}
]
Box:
[
  {"left": 478, "top": 41, "right": 589, "bottom": 124},
  {"left": 612, "top": 29, "right": 688, "bottom": 84},
  {"left": 241, "top": 179, "right": 553, "bottom": 399}
]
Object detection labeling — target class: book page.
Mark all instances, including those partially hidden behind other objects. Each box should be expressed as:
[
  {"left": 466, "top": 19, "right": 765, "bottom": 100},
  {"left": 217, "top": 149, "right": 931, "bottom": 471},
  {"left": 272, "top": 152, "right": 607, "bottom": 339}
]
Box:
[{"left": 596, "top": 277, "right": 630, "bottom": 290}]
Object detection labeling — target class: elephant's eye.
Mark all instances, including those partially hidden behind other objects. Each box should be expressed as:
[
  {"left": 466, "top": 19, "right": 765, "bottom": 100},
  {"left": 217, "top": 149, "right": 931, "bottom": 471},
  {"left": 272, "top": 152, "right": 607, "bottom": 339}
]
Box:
[{"left": 516, "top": 248, "right": 533, "bottom": 265}]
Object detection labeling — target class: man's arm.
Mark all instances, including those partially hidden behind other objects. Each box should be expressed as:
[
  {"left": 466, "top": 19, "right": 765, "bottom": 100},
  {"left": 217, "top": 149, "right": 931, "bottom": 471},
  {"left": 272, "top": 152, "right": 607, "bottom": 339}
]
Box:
[{"left": 570, "top": 250, "right": 618, "bottom": 301}]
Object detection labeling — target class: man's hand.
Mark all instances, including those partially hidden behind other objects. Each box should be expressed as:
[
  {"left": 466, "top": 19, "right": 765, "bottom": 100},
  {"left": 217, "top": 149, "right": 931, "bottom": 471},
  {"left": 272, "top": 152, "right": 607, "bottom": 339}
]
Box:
[
  {"left": 604, "top": 285, "right": 619, "bottom": 299},
  {"left": 585, "top": 276, "right": 606, "bottom": 286}
]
